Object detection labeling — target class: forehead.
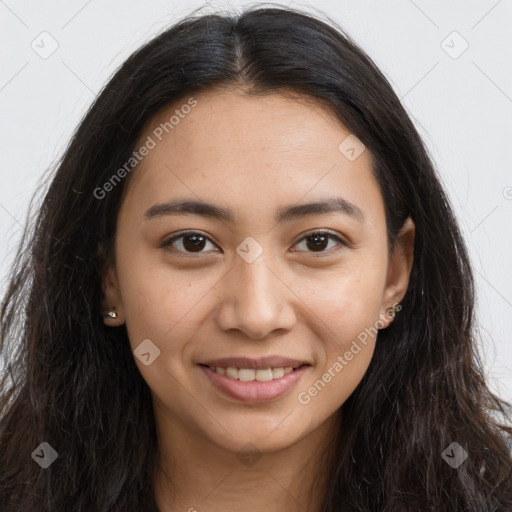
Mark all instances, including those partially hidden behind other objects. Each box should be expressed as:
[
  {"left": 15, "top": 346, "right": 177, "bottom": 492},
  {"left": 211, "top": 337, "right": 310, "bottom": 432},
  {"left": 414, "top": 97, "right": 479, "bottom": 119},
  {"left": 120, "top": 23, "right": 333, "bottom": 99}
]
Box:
[{"left": 124, "top": 88, "right": 383, "bottom": 224}]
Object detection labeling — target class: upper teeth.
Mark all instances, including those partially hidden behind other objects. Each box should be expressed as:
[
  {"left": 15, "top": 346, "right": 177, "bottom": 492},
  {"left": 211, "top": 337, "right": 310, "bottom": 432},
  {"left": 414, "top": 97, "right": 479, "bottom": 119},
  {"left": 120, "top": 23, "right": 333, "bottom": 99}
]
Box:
[{"left": 209, "top": 366, "right": 295, "bottom": 381}]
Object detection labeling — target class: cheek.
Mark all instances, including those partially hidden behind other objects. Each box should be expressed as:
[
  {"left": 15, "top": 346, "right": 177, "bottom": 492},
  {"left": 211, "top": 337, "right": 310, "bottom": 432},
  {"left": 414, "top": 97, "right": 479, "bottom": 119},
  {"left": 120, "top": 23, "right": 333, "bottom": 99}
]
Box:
[
  {"left": 117, "top": 253, "right": 221, "bottom": 352},
  {"left": 290, "top": 257, "right": 385, "bottom": 336},
  {"left": 292, "top": 265, "right": 384, "bottom": 407},
  {"left": 296, "top": 305, "right": 378, "bottom": 413}
]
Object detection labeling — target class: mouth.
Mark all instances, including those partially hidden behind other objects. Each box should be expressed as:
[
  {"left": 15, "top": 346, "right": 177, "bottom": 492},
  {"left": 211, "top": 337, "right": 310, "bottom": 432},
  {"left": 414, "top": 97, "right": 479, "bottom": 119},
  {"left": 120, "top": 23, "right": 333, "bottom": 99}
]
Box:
[
  {"left": 198, "top": 363, "right": 308, "bottom": 382},
  {"left": 198, "top": 357, "right": 311, "bottom": 403}
]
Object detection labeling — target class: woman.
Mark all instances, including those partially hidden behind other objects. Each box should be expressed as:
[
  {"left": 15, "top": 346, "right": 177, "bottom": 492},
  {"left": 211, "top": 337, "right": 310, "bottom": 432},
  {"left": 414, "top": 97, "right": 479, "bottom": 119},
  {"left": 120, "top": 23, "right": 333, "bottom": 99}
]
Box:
[{"left": 1, "top": 5, "right": 511, "bottom": 511}]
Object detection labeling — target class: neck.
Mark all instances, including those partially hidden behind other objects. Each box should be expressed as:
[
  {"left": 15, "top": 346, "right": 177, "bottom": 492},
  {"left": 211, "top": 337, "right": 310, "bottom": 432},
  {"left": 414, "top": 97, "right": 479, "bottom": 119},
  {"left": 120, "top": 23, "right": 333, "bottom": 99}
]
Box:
[{"left": 153, "top": 410, "right": 341, "bottom": 512}]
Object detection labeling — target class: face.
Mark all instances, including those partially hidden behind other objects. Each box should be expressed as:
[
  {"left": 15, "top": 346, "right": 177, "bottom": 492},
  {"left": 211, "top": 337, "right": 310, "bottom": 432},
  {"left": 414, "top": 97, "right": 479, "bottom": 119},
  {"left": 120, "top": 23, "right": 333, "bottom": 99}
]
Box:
[{"left": 102, "top": 87, "right": 414, "bottom": 454}]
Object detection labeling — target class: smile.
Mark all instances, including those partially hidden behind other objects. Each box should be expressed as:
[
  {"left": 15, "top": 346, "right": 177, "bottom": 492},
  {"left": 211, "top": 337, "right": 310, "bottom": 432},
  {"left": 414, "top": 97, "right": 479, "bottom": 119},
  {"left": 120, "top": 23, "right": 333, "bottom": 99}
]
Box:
[
  {"left": 198, "top": 363, "right": 311, "bottom": 403},
  {"left": 205, "top": 365, "right": 298, "bottom": 381}
]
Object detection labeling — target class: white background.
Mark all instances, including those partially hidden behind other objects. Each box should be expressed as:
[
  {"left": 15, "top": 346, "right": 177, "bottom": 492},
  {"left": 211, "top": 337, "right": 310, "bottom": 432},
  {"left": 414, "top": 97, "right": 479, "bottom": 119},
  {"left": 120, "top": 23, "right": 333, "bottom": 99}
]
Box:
[{"left": 1, "top": 0, "right": 511, "bottom": 402}]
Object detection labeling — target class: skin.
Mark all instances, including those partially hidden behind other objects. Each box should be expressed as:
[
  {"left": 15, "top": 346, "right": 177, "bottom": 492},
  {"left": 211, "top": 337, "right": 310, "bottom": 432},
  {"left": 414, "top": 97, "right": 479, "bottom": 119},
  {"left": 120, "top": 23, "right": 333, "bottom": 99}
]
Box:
[{"left": 102, "top": 87, "right": 415, "bottom": 512}]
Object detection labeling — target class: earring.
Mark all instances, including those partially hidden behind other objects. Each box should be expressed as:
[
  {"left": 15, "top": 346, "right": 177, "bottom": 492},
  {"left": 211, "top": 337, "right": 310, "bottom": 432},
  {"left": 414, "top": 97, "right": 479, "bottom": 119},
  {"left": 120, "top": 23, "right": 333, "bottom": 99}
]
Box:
[
  {"left": 386, "top": 303, "right": 402, "bottom": 318},
  {"left": 104, "top": 310, "right": 118, "bottom": 319}
]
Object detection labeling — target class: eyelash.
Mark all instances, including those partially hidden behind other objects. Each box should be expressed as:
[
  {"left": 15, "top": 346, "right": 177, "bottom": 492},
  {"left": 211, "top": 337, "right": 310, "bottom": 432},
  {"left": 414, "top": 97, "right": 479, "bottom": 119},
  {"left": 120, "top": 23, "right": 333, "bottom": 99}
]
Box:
[{"left": 160, "top": 230, "right": 347, "bottom": 257}]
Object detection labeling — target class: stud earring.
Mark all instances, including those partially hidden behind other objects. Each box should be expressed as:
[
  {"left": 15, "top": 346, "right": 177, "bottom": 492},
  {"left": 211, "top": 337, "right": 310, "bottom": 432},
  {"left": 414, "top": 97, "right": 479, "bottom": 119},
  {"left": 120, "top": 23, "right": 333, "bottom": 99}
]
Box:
[
  {"left": 386, "top": 303, "right": 402, "bottom": 318},
  {"left": 104, "top": 310, "right": 118, "bottom": 319}
]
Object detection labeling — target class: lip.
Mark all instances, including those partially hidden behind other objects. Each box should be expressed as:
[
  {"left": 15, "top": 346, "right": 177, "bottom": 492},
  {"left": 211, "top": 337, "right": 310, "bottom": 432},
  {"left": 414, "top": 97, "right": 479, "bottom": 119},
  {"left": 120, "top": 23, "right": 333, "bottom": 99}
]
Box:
[
  {"left": 200, "top": 356, "right": 311, "bottom": 370},
  {"left": 199, "top": 363, "right": 311, "bottom": 403}
]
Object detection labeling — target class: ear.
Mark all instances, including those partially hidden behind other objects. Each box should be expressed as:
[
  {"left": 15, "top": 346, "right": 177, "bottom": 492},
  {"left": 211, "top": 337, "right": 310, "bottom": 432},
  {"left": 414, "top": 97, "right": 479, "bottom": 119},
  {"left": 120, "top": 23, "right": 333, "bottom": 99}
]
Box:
[
  {"left": 101, "top": 262, "right": 126, "bottom": 326},
  {"left": 379, "top": 217, "right": 415, "bottom": 329}
]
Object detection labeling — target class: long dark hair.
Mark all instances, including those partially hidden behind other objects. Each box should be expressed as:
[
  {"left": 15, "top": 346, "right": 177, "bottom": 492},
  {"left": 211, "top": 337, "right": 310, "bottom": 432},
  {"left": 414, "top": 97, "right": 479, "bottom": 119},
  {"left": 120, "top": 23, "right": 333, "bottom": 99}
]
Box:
[{"left": 1, "top": 4, "right": 511, "bottom": 511}]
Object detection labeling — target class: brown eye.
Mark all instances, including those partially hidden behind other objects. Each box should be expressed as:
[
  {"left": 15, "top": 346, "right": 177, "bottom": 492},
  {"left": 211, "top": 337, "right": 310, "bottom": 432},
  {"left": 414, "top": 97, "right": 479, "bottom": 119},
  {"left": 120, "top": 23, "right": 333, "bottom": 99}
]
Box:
[
  {"left": 293, "top": 231, "right": 346, "bottom": 255},
  {"left": 161, "top": 232, "right": 217, "bottom": 254},
  {"left": 160, "top": 230, "right": 346, "bottom": 257}
]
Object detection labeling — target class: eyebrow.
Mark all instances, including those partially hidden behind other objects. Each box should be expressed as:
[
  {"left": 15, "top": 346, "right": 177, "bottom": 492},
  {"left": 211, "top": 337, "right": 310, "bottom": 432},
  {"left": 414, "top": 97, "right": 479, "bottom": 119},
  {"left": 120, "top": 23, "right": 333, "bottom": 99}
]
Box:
[{"left": 144, "top": 196, "right": 364, "bottom": 223}]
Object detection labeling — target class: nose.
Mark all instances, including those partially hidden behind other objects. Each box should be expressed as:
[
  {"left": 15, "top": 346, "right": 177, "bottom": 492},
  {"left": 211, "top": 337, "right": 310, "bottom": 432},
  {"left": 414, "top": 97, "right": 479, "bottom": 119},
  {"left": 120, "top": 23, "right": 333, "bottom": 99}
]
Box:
[{"left": 215, "top": 254, "right": 296, "bottom": 340}]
